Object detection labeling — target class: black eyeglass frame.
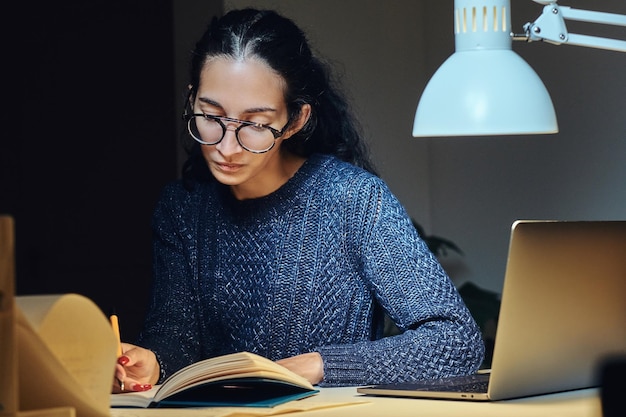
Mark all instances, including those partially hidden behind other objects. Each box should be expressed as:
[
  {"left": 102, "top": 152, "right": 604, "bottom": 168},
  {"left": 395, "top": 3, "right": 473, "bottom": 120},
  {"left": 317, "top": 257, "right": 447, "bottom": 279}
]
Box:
[{"left": 186, "top": 113, "right": 290, "bottom": 154}]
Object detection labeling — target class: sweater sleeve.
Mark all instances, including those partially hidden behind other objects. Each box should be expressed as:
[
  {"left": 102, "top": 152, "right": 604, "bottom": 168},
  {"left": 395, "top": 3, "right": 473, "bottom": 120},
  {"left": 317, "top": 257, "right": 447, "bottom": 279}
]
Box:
[
  {"left": 136, "top": 182, "right": 202, "bottom": 382},
  {"left": 315, "top": 176, "right": 485, "bottom": 386}
]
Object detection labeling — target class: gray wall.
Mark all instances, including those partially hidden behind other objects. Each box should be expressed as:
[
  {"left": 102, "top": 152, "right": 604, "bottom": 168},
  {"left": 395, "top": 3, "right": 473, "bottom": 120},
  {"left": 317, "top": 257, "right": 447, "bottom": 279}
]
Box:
[
  {"left": 180, "top": 0, "right": 626, "bottom": 294},
  {"left": 225, "top": 0, "right": 433, "bottom": 226},
  {"left": 173, "top": 1, "right": 223, "bottom": 170},
  {"left": 427, "top": 0, "right": 626, "bottom": 292}
]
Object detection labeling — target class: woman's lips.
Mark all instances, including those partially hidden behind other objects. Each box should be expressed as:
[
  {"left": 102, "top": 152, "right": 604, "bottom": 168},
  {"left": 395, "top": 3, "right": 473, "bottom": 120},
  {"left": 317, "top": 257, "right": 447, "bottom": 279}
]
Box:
[{"left": 214, "top": 162, "right": 243, "bottom": 172}]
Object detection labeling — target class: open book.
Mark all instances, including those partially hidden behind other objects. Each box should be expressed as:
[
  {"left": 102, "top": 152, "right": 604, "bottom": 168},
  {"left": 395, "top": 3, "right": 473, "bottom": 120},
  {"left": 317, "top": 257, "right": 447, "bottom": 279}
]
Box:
[{"left": 110, "top": 351, "right": 319, "bottom": 408}]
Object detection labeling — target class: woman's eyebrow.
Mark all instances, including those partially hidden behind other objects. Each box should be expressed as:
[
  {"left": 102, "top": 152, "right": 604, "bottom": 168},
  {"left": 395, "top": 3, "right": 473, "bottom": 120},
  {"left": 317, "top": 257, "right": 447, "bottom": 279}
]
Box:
[
  {"left": 197, "top": 97, "right": 277, "bottom": 114},
  {"left": 242, "top": 106, "right": 277, "bottom": 115},
  {"left": 198, "top": 97, "right": 222, "bottom": 108}
]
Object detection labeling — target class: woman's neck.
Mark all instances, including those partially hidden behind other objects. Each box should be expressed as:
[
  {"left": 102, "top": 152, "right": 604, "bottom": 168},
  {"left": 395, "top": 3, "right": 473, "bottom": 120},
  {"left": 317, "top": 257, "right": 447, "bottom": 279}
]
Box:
[{"left": 230, "top": 152, "right": 307, "bottom": 200}]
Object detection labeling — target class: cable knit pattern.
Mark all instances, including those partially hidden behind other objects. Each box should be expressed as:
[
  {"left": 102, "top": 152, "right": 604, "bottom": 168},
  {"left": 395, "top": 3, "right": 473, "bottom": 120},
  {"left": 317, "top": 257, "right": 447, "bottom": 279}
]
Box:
[{"left": 138, "top": 153, "right": 484, "bottom": 386}]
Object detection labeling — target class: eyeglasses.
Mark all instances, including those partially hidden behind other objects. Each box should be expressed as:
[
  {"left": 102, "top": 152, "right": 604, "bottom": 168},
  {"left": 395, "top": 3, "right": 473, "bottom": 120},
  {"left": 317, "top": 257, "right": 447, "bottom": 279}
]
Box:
[{"left": 186, "top": 113, "right": 289, "bottom": 153}]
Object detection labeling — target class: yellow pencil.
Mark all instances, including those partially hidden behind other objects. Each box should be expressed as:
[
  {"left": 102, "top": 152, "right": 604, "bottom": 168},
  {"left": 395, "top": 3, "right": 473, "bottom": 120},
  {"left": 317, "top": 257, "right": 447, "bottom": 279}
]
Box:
[{"left": 110, "top": 314, "right": 123, "bottom": 358}]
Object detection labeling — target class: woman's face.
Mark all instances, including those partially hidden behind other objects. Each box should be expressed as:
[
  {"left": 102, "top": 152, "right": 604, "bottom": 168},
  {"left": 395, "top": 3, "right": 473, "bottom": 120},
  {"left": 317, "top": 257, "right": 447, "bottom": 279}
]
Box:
[{"left": 192, "top": 57, "right": 306, "bottom": 199}]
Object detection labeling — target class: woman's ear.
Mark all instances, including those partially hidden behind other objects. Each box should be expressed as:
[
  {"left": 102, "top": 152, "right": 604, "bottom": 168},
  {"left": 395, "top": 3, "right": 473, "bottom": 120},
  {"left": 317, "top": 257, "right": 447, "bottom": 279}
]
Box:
[{"left": 284, "top": 104, "right": 312, "bottom": 139}]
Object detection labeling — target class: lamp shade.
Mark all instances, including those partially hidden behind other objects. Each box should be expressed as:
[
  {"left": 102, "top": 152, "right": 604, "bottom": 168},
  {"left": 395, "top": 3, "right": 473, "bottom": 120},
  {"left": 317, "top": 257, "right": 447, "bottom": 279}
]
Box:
[{"left": 413, "top": 0, "right": 558, "bottom": 137}]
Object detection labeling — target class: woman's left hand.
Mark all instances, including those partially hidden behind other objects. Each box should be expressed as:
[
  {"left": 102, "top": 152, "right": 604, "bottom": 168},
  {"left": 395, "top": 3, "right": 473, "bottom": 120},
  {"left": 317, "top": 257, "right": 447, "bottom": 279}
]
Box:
[{"left": 276, "top": 352, "right": 324, "bottom": 385}]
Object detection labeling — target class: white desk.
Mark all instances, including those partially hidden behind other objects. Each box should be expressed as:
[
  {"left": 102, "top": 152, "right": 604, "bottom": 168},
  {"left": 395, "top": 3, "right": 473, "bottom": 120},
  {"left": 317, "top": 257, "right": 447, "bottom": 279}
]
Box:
[
  {"left": 110, "top": 386, "right": 602, "bottom": 417},
  {"left": 304, "top": 386, "right": 602, "bottom": 416}
]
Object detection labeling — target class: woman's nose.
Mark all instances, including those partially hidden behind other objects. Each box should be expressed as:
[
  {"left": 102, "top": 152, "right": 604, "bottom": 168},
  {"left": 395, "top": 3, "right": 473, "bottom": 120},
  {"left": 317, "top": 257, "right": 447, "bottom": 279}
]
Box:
[{"left": 215, "top": 127, "right": 242, "bottom": 155}]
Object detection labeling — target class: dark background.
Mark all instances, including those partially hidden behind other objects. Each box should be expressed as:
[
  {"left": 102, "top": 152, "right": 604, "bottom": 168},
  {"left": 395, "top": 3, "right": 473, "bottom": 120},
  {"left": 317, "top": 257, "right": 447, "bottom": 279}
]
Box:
[{"left": 3, "top": 0, "right": 181, "bottom": 341}]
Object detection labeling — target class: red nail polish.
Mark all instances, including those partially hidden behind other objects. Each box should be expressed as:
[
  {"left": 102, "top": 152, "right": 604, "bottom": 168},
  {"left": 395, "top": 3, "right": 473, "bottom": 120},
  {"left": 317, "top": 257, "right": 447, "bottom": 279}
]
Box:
[
  {"left": 118, "top": 356, "right": 130, "bottom": 366},
  {"left": 132, "top": 384, "right": 152, "bottom": 392}
]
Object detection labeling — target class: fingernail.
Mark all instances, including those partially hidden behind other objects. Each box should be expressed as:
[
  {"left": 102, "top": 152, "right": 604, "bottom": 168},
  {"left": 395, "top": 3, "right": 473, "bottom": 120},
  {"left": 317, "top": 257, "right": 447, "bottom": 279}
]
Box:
[
  {"left": 118, "top": 356, "right": 130, "bottom": 366},
  {"left": 132, "top": 384, "right": 152, "bottom": 392}
]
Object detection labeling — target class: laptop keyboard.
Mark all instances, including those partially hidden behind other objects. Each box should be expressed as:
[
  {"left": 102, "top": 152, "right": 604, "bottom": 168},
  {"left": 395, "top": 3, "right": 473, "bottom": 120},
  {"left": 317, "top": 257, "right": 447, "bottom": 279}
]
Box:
[
  {"left": 436, "top": 375, "right": 490, "bottom": 393},
  {"left": 373, "top": 373, "right": 490, "bottom": 393}
]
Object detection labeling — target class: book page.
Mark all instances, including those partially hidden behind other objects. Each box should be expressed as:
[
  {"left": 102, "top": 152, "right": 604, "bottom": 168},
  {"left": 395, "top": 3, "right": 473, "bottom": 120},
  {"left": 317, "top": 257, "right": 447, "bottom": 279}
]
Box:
[
  {"left": 17, "top": 406, "right": 77, "bottom": 417},
  {"left": 156, "top": 351, "right": 313, "bottom": 400},
  {"left": 110, "top": 386, "right": 159, "bottom": 408},
  {"left": 16, "top": 294, "right": 119, "bottom": 417},
  {"left": 111, "top": 352, "right": 320, "bottom": 408}
]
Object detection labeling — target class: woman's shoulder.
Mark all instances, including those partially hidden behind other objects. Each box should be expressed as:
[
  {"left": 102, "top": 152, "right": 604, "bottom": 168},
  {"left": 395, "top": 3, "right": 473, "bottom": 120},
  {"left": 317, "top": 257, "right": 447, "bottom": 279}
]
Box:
[
  {"left": 304, "top": 154, "right": 395, "bottom": 204},
  {"left": 156, "top": 179, "right": 216, "bottom": 209},
  {"left": 158, "top": 179, "right": 189, "bottom": 201},
  {"left": 308, "top": 154, "right": 382, "bottom": 185}
]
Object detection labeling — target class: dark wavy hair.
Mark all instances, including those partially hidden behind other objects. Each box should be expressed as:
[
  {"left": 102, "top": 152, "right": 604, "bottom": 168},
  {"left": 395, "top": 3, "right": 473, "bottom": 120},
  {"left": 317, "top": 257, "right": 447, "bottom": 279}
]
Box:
[{"left": 181, "top": 8, "right": 377, "bottom": 186}]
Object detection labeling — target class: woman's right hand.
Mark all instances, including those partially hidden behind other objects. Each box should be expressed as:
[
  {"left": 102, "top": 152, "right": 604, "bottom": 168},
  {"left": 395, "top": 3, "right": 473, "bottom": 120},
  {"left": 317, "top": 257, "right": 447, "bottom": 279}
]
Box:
[{"left": 112, "top": 342, "right": 160, "bottom": 393}]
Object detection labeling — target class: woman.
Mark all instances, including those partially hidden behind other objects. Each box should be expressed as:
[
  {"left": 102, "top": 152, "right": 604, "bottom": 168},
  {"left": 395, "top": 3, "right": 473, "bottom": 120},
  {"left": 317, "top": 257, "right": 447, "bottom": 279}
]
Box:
[{"left": 114, "top": 8, "right": 484, "bottom": 392}]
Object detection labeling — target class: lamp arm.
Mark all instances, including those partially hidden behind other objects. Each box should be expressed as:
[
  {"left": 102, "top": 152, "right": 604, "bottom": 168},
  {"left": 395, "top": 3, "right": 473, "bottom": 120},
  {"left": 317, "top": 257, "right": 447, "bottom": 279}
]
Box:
[{"left": 518, "top": 0, "right": 626, "bottom": 53}]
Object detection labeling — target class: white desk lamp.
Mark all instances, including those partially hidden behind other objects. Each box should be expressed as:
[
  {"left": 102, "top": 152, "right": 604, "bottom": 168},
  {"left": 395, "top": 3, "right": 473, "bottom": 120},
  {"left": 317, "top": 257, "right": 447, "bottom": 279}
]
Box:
[{"left": 412, "top": 0, "right": 626, "bottom": 137}]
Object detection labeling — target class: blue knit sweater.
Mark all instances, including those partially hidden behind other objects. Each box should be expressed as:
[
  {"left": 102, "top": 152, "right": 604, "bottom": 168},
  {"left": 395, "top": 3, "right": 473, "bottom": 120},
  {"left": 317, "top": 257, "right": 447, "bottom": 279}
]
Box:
[{"left": 138, "top": 153, "right": 484, "bottom": 386}]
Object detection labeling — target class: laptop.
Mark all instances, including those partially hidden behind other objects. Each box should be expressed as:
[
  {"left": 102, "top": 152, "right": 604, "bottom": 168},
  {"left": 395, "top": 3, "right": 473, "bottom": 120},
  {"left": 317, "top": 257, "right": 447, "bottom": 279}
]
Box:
[{"left": 358, "top": 220, "right": 626, "bottom": 401}]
